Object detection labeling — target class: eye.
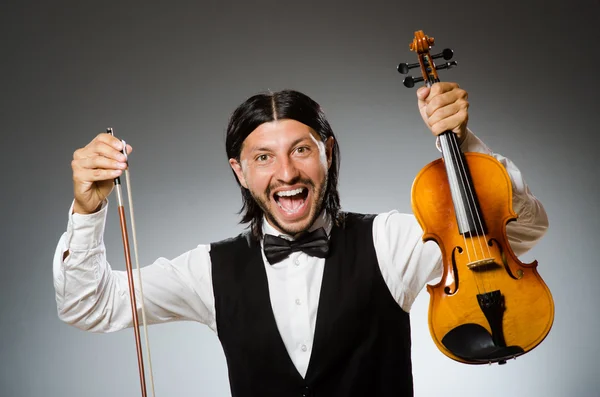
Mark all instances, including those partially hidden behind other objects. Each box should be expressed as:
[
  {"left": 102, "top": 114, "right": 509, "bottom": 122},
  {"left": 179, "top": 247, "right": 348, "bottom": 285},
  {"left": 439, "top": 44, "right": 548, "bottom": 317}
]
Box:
[
  {"left": 255, "top": 153, "right": 271, "bottom": 163},
  {"left": 296, "top": 146, "right": 310, "bottom": 155}
]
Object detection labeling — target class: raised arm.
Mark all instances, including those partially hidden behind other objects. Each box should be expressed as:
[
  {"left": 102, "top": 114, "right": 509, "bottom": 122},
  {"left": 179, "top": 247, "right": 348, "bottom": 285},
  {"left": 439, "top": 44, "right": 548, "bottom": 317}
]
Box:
[{"left": 53, "top": 134, "right": 216, "bottom": 332}]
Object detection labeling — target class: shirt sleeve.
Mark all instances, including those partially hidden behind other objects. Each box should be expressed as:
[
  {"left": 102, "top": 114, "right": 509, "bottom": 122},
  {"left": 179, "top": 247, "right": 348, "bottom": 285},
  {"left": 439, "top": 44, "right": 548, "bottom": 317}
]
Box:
[
  {"left": 374, "top": 128, "right": 549, "bottom": 312},
  {"left": 52, "top": 200, "right": 217, "bottom": 333}
]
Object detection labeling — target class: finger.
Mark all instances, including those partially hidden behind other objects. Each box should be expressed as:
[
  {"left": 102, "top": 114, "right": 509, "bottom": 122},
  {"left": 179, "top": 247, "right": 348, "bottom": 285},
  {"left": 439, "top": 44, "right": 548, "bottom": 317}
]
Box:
[
  {"left": 427, "top": 100, "right": 469, "bottom": 128},
  {"left": 417, "top": 87, "right": 430, "bottom": 121},
  {"left": 74, "top": 167, "right": 123, "bottom": 183},
  {"left": 416, "top": 86, "right": 430, "bottom": 102},
  {"left": 425, "top": 90, "right": 468, "bottom": 117},
  {"left": 75, "top": 139, "right": 128, "bottom": 162},
  {"left": 426, "top": 82, "right": 460, "bottom": 102},
  {"left": 91, "top": 133, "right": 133, "bottom": 156},
  {"left": 428, "top": 109, "right": 469, "bottom": 136},
  {"left": 91, "top": 140, "right": 129, "bottom": 162},
  {"left": 76, "top": 154, "right": 128, "bottom": 172},
  {"left": 91, "top": 132, "right": 127, "bottom": 149},
  {"left": 71, "top": 155, "right": 127, "bottom": 188}
]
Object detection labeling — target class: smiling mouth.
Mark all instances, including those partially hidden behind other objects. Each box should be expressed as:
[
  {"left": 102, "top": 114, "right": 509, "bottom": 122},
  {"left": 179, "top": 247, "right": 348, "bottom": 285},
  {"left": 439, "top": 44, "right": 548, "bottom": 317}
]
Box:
[{"left": 274, "top": 187, "right": 309, "bottom": 214}]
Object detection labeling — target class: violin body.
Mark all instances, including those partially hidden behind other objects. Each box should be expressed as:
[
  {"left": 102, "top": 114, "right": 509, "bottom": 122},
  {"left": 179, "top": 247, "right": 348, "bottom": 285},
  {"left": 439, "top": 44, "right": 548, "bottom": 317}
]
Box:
[{"left": 412, "top": 152, "right": 554, "bottom": 364}]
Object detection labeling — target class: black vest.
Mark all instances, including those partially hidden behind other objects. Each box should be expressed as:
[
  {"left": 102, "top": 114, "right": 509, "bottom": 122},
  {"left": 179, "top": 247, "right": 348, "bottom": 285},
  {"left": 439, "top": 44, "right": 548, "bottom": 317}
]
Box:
[{"left": 210, "top": 213, "right": 413, "bottom": 397}]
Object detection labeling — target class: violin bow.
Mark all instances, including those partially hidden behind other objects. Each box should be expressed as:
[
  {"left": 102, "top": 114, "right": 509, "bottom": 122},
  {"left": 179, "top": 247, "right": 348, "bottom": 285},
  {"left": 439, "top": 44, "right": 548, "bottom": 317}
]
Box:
[{"left": 107, "top": 127, "right": 156, "bottom": 396}]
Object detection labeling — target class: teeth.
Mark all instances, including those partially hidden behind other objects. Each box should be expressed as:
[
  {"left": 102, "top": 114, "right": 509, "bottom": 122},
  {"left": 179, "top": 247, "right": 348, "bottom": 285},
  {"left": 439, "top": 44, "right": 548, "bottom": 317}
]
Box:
[{"left": 276, "top": 188, "right": 304, "bottom": 197}]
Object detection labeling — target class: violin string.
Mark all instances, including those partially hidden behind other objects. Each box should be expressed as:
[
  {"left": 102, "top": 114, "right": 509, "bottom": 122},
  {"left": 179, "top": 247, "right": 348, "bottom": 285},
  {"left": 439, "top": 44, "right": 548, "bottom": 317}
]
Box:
[
  {"left": 448, "top": 134, "right": 482, "bottom": 259},
  {"left": 440, "top": 136, "right": 473, "bottom": 260},
  {"left": 425, "top": 79, "right": 474, "bottom": 265},
  {"left": 454, "top": 140, "right": 492, "bottom": 260},
  {"left": 444, "top": 135, "right": 477, "bottom": 260},
  {"left": 441, "top": 141, "right": 474, "bottom": 293},
  {"left": 123, "top": 144, "right": 157, "bottom": 397},
  {"left": 443, "top": 133, "right": 483, "bottom": 294},
  {"left": 428, "top": 74, "right": 479, "bottom": 295},
  {"left": 449, "top": 133, "right": 493, "bottom": 293}
]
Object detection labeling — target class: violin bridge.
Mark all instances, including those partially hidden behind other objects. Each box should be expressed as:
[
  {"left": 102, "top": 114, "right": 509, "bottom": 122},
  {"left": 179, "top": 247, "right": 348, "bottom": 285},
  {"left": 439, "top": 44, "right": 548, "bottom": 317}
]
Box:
[{"left": 467, "top": 258, "right": 497, "bottom": 271}]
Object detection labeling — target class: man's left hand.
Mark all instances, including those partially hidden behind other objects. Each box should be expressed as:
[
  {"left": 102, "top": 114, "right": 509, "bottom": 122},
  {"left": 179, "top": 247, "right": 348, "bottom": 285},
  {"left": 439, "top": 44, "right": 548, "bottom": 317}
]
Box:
[{"left": 417, "top": 82, "right": 469, "bottom": 143}]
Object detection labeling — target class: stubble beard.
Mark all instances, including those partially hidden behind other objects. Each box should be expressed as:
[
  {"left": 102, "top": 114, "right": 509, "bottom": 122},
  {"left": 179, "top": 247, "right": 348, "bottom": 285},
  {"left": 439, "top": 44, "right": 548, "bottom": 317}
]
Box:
[{"left": 251, "top": 174, "right": 328, "bottom": 237}]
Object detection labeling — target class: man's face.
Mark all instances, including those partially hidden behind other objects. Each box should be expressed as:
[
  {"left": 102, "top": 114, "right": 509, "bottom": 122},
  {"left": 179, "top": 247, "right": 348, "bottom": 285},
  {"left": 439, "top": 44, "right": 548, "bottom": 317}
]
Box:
[{"left": 229, "top": 119, "right": 334, "bottom": 237}]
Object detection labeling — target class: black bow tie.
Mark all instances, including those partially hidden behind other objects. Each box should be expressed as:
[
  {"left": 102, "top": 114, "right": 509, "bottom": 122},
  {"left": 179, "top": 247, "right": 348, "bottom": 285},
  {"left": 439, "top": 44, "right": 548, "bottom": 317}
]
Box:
[{"left": 263, "top": 227, "right": 329, "bottom": 265}]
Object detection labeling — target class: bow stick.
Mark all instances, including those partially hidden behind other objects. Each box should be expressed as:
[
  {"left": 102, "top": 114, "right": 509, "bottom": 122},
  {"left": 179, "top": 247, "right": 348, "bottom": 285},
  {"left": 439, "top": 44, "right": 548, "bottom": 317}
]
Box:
[{"left": 107, "top": 128, "right": 156, "bottom": 396}]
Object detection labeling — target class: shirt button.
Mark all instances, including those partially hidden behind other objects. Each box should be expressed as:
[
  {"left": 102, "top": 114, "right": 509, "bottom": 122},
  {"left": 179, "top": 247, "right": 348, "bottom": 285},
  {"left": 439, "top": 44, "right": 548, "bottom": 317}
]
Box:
[
  {"left": 301, "top": 344, "right": 307, "bottom": 352},
  {"left": 294, "top": 258, "right": 300, "bottom": 266},
  {"left": 295, "top": 298, "right": 301, "bottom": 305}
]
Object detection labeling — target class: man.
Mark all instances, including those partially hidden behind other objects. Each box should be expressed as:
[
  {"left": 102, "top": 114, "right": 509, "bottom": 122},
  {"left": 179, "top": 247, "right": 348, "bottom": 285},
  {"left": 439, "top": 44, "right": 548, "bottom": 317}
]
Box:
[{"left": 53, "top": 83, "right": 548, "bottom": 396}]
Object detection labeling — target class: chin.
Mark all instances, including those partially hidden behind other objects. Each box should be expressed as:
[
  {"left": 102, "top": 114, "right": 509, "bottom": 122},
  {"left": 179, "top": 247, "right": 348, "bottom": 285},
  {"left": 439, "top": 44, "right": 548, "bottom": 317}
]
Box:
[
  {"left": 269, "top": 212, "right": 314, "bottom": 236},
  {"left": 267, "top": 202, "right": 319, "bottom": 236}
]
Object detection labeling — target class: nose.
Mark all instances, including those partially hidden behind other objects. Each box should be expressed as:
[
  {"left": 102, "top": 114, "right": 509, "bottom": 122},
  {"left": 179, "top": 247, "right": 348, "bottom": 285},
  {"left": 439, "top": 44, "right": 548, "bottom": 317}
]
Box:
[{"left": 275, "top": 156, "right": 300, "bottom": 184}]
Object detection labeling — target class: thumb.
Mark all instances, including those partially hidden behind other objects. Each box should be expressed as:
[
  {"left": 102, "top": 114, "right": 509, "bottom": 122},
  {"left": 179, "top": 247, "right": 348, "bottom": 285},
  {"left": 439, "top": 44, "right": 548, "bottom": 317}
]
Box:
[
  {"left": 416, "top": 86, "right": 430, "bottom": 124},
  {"left": 416, "top": 86, "right": 430, "bottom": 101}
]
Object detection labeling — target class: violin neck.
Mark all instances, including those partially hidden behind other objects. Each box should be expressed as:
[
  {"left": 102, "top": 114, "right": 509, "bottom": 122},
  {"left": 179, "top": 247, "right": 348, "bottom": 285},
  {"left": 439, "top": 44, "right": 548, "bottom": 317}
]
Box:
[
  {"left": 425, "top": 71, "right": 484, "bottom": 236},
  {"left": 438, "top": 131, "right": 486, "bottom": 236}
]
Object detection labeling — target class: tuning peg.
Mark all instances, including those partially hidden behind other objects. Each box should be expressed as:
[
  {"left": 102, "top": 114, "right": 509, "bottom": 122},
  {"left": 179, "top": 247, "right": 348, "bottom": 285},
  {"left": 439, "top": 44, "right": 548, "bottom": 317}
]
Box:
[
  {"left": 397, "top": 62, "right": 420, "bottom": 74},
  {"left": 435, "top": 61, "right": 458, "bottom": 71},
  {"left": 403, "top": 76, "right": 424, "bottom": 88},
  {"left": 432, "top": 48, "right": 454, "bottom": 60}
]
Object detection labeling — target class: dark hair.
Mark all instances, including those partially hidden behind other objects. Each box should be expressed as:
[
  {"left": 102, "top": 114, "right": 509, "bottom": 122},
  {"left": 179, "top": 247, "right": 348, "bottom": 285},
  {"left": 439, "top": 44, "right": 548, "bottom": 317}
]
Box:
[{"left": 225, "top": 89, "right": 342, "bottom": 239}]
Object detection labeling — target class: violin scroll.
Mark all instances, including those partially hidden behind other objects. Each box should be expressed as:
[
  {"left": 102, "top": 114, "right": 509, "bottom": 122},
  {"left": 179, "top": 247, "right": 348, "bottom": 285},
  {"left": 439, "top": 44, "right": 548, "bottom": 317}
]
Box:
[{"left": 397, "top": 30, "right": 457, "bottom": 87}]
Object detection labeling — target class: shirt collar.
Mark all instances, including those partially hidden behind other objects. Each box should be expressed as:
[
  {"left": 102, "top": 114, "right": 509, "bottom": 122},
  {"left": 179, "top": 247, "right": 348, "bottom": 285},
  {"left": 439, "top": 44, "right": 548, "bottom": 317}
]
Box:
[{"left": 261, "top": 210, "right": 332, "bottom": 241}]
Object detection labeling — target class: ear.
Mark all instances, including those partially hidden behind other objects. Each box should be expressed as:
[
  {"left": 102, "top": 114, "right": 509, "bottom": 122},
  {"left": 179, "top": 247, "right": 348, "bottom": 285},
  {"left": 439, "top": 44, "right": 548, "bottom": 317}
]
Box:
[
  {"left": 325, "top": 136, "right": 335, "bottom": 169},
  {"left": 229, "top": 158, "right": 248, "bottom": 188}
]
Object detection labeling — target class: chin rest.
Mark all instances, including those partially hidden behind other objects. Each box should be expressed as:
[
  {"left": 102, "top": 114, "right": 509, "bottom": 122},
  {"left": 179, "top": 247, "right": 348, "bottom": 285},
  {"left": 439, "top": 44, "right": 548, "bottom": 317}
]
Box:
[{"left": 441, "top": 323, "right": 524, "bottom": 364}]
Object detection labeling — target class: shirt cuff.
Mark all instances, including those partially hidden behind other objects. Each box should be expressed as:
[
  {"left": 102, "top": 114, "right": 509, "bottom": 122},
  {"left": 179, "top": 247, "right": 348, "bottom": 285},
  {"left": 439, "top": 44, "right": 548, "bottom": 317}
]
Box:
[{"left": 65, "top": 199, "right": 109, "bottom": 251}]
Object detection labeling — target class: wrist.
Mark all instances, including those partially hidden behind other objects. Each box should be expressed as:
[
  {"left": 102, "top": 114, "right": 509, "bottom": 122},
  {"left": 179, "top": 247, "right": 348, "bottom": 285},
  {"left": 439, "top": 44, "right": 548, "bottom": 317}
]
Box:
[{"left": 72, "top": 199, "right": 103, "bottom": 215}]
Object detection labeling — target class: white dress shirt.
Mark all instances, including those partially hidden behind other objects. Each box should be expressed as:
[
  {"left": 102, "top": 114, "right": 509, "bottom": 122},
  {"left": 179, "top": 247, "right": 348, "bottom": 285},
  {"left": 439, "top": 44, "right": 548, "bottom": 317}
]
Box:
[{"left": 52, "top": 130, "right": 548, "bottom": 378}]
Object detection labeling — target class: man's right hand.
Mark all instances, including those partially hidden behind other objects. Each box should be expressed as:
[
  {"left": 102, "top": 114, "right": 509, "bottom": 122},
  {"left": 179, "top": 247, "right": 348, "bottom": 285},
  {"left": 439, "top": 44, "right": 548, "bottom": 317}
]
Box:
[{"left": 71, "top": 133, "right": 132, "bottom": 214}]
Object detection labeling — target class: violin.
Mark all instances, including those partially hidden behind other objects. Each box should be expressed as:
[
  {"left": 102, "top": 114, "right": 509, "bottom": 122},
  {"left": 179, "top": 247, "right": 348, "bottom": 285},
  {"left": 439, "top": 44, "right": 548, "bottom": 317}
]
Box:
[{"left": 398, "top": 31, "right": 554, "bottom": 365}]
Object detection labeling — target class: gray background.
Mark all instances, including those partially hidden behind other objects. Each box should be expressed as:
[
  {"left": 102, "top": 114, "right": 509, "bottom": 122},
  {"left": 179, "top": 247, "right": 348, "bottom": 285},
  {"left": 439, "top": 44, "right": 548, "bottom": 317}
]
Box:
[{"left": 1, "top": 0, "right": 598, "bottom": 396}]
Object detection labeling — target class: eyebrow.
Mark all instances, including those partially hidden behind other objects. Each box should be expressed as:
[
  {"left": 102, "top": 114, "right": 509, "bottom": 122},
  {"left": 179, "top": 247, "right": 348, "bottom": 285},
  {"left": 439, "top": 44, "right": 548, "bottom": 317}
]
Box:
[{"left": 248, "top": 137, "right": 312, "bottom": 154}]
